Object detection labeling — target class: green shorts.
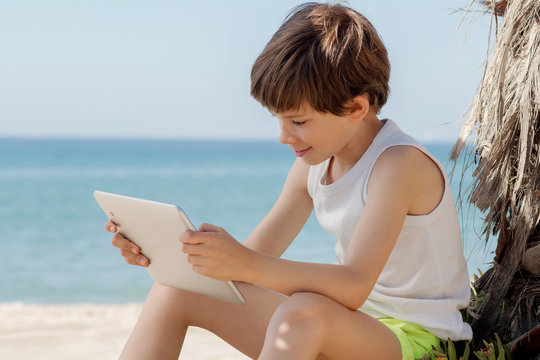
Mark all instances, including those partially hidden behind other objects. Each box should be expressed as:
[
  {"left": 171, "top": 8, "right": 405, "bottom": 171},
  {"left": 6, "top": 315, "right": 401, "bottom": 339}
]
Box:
[{"left": 377, "top": 317, "right": 441, "bottom": 360}]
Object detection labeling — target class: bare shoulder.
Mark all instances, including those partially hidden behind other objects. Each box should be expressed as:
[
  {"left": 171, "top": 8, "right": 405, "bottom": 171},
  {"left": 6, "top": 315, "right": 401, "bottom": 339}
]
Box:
[
  {"left": 373, "top": 145, "right": 442, "bottom": 179},
  {"left": 371, "top": 145, "right": 425, "bottom": 177},
  {"left": 369, "top": 145, "right": 444, "bottom": 215},
  {"left": 285, "top": 158, "right": 311, "bottom": 192}
]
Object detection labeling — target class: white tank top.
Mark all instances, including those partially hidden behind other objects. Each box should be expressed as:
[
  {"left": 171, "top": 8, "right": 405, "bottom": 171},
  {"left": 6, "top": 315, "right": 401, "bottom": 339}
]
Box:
[{"left": 307, "top": 119, "right": 472, "bottom": 340}]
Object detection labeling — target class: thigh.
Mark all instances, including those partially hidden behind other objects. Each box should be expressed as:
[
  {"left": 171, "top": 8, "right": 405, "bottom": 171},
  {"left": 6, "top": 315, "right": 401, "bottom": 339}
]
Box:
[
  {"left": 153, "top": 281, "right": 288, "bottom": 358},
  {"left": 320, "top": 309, "right": 401, "bottom": 360},
  {"left": 288, "top": 293, "right": 402, "bottom": 360}
]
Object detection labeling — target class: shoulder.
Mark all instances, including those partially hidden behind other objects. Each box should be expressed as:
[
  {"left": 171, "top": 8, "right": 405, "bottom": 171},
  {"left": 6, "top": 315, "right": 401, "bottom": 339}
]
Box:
[
  {"left": 371, "top": 145, "right": 425, "bottom": 178},
  {"left": 373, "top": 145, "right": 441, "bottom": 177},
  {"left": 284, "top": 158, "right": 311, "bottom": 193},
  {"left": 368, "top": 145, "right": 440, "bottom": 200},
  {"left": 368, "top": 145, "right": 444, "bottom": 213},
  {"left": 289, "top": 158, "right": 311, "bottom": 178}
]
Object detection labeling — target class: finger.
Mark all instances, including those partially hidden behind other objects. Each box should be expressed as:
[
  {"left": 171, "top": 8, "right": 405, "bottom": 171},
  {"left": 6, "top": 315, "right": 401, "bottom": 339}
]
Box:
[
  {"left": 186, "top": 254, "right": 204, "bottom": 265},
  {"left": 105, "top": 219, "right": 118, "bottom": 233},
  {"left": 181, "top": 243, "right": 205, "bottom": 255},
  {"left": 191, "top": 264, "right": 202, "bottom": 274},
  {"left": 111, "top": 233, "right": 140, "bottom": 254},
  {"left": 179, "top": 230, "right": 204, "bottom": 245},
  {"left": 136, "top": 254, "right": 149, "bottom": 267},
  {"left": 191, "top": 264, "right": 215, "bottom": 279},
  {"left": 198, "top": 222, "right": 224, "bottom": 233},
  {"left": 120, "top": 250, "right": 149, "bottom": 267}
]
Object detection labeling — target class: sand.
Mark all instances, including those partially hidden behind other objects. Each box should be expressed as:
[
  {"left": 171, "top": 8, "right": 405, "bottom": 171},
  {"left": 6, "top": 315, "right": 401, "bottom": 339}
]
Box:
[{"left": 0, "top": 302, "right": 251, "bottom": 360}]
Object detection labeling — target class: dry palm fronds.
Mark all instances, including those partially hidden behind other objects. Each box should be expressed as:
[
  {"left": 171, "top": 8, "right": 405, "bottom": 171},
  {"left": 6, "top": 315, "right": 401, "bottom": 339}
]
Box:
[
  {"left": 482, "top": 0, "right": 508, "bottom": 17},
  {"left": 450, "top": 0, "right": 540, "bottom": 340},
  {"left": 451, "top": 0, "right": 540, "bottom": 259}
]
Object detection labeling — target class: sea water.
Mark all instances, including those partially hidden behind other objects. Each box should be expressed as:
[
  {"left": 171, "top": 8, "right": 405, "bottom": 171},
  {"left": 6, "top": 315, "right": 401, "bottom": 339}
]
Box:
[{"left": 0, "top": 139, "right": 494, "bottom": 303}]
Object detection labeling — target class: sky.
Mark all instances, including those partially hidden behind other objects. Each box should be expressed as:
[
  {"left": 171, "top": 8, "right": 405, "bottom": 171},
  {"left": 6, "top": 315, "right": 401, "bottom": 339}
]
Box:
[{"left": 0, "top": 1, "right": 493, "bottom": 142}]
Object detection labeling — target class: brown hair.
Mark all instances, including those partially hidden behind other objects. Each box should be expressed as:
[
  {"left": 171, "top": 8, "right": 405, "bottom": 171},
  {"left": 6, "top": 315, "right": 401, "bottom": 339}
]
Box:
[{"left": 250, "top": 2, "right": 390, "bottom": 115}]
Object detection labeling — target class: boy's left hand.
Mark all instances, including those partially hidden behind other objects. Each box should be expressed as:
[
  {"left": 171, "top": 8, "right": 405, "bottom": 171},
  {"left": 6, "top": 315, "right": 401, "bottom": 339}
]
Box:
[{"left": 180, "top": 223, "right": 254, "bottom": 281}]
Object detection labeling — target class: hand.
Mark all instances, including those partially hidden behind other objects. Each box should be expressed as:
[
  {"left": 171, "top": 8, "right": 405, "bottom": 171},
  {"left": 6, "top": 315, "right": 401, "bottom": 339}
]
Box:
[
  {"left": 106, "top": 219, "right": 150, "bottom": 267},
  {"left": 180, "top": 223, "right": 254, "bottom": 281}
]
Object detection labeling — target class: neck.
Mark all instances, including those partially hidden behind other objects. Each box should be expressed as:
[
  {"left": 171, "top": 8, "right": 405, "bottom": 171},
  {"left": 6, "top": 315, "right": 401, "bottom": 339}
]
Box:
[
  {"left": 337, "top": 114, "right": 383, "bottom": 165},
  {"left": 327, "top": 114, "right": 384, "bottom": 184}
]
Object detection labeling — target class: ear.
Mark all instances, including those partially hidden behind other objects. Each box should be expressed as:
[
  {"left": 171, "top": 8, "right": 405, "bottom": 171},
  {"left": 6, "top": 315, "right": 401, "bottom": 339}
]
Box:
[{"left": 346, "top": 94, "right": 370, "bottom": 122}]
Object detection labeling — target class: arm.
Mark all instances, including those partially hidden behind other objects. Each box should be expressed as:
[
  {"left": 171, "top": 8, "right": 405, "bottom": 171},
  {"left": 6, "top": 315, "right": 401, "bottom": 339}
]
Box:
[
  {"left": 251, "top": 147, "right": 425, "bottom": 307},
  {"left": 182, "top": 147, "right": 426, "bottom": 310},
  {"left": 242, "top": 158, "right": 313, "bottom": 257},
  {"left": 106, "top": 158, "right": 312, "bottom": 268}
]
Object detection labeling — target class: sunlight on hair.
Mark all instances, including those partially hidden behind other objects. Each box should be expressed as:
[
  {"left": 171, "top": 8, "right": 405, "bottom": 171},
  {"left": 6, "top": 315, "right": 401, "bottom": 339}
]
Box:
[{"left": 250, "top": 2, "right": 390, "bottom": 116}]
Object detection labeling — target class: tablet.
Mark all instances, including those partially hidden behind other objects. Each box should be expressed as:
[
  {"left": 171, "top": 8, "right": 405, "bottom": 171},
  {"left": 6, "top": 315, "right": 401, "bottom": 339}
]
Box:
[{"left": 94, "top": 190, "right": 245, "bottom": 305}]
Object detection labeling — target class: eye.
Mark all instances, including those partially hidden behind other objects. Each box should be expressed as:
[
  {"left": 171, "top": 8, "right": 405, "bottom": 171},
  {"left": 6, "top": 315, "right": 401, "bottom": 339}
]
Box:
[{"left": 292, "top": 120, "right": 306, "bottom": 126}]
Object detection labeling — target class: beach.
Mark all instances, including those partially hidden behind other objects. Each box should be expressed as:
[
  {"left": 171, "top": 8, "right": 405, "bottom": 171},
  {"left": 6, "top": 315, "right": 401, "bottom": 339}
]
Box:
[
  {"left": 0, "top": 139, "right": 319, "bottom": 360},
  {"left": 0, "top": 139, "right": 490, "bottom": 359},
  {"left": 0, "top": 302, "right": 250, "bottom": 359}
]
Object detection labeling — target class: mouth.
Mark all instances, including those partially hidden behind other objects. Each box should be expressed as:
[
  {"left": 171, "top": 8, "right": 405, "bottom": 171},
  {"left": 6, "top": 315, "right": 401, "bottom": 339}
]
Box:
[{"left": 293, "top": 147, "right": 312, "bottom": 157}]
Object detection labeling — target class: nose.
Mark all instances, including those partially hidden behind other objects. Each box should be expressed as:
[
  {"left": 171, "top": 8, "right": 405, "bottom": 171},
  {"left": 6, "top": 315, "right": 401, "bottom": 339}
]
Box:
[{"left": 278, "top": 122, "right": 295, "bottom": 145}]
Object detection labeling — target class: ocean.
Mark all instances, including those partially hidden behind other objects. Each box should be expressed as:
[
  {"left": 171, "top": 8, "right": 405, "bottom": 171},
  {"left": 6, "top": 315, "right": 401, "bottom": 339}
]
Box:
[{"left": 0, "top": 138, "right": 494, "bottom": 303}]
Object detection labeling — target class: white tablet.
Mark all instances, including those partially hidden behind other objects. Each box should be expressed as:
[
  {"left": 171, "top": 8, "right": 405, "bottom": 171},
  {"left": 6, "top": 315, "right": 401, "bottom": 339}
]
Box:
[{"left": 94, "top": 190, "right": 245, "bottom": 305}]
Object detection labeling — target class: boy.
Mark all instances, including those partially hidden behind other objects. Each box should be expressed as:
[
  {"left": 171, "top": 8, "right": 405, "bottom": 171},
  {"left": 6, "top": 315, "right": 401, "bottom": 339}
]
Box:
[{"left": 107, "top": 3, "right": 472, "bottom": 359}]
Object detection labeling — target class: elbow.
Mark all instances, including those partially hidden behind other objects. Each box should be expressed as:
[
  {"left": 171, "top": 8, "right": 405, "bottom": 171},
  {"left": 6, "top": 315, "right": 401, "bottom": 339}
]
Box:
[
  {"left": 343, "top": 292, "right": 368, "bottom": 311},
  {"left": 341, "top": 269, "right": 371, "bottom": 310}
]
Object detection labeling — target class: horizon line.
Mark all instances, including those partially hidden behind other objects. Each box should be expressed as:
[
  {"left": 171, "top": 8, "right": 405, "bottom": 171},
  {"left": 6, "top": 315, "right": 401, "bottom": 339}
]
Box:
[{"left": 0, "top": 134, "right": 461, "bottom": 145}]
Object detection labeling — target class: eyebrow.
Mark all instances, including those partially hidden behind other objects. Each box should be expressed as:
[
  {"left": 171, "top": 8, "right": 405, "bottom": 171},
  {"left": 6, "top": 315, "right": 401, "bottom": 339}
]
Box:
[{"left": 281, "top": 112, "right": 309, "bottom": 119}]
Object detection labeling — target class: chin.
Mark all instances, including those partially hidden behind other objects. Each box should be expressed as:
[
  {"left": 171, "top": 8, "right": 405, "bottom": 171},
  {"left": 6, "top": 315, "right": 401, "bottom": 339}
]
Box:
[{"left": 301, "top": 156, "right": 326, "bottom": 166}]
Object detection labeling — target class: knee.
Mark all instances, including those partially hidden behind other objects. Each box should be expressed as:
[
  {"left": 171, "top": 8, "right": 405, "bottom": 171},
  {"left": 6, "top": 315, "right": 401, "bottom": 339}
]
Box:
[
  {"left": 148, "top": 283, "right": 193, "bottom": 325},
  {"left": 151, "top": 282, "right": 190, "bottom": 305},
  {"left": 270, "top": 292, "right": 330, "bottom": 336}
]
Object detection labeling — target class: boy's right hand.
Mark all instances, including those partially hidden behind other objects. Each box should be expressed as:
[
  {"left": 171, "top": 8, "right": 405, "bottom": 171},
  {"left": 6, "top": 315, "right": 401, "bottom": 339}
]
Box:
[{"left": 106, "top": 219, "right": 149, "bottom": 267}]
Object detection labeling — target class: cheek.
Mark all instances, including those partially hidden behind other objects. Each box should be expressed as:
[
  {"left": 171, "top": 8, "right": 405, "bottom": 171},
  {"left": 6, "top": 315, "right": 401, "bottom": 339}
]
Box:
[
  {"left": 302, "top": 127, "right": 322, "bottom": 142},
  {"left": 311, "top": 130, "right": 334, "bottom": 148}
]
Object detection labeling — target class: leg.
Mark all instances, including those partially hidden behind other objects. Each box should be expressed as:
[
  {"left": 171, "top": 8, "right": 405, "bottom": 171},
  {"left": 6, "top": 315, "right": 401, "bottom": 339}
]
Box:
[
  {"left": 259, "top": 292, "right": 402, "bottom": 360},
  {"left": 119, "top": 281, "right": 287, "bottom": 360}
]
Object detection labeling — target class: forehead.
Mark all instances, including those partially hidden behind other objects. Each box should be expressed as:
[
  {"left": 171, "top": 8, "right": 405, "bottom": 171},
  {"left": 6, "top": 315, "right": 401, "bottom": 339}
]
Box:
[{"left": 275, "top": 104, "right": 317, "bottom": 119}]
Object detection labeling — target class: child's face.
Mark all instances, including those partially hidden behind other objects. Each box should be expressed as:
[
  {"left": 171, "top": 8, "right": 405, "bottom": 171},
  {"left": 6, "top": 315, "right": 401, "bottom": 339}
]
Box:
[{"left": 275, "top": 104, "right": 361, "bottom": 165}]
